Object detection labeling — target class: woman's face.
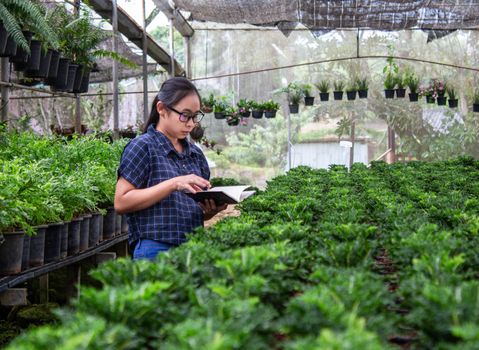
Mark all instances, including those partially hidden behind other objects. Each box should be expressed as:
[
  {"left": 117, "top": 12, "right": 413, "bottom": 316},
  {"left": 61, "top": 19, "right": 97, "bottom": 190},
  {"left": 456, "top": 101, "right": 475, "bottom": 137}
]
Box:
[{"left": 158, "top": 93, "right": 201, "bottom": 140}]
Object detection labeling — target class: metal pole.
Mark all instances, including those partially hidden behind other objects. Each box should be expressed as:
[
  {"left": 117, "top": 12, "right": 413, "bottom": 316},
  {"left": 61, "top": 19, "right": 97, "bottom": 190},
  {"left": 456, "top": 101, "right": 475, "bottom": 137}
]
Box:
[
  {"left": 185, "top": 36, "right": 191, "bottom": 78},
  {"left": 112, "top": 0, "right": 119, "bottom": 138},
  {"left": 390, "top": 127, "right": 396, "bottom": 163},
  {"left": 169, "top": 16, "right": 175, "bottom": 77},
  {"left": 74, "top": 0, "right": 82, "bottom": 134},
  {"left": 142, "top": 0, "right": 148, "bottom": 123},
  {"left": 287, "top": 107, "right": 291, "bottom": 171},
  {"left": 350, "top": 118, "right": 355, "bottom": 168},
  {"left": 1, "top": 58, "right": 9, "bottom": 123}
]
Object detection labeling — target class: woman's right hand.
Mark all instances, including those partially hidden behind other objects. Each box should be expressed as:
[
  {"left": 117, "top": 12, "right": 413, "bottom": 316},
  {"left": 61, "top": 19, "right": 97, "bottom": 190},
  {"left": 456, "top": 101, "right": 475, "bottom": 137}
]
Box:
[{"left": 173, "top": 174, "right": 211, "bottom": 194}]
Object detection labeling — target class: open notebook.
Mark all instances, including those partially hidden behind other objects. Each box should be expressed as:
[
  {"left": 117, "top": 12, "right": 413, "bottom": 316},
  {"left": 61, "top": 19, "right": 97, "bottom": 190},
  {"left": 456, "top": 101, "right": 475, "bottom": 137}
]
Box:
[{"left": 186, "top": 185, "right": 256, "bottom": 205}]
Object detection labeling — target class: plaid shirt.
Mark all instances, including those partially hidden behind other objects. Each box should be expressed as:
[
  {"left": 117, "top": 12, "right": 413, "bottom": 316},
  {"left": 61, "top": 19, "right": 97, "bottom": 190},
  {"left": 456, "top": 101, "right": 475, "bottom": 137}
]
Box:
[{"left": 118, "top": 124, "right": 210, "bottom": 246}]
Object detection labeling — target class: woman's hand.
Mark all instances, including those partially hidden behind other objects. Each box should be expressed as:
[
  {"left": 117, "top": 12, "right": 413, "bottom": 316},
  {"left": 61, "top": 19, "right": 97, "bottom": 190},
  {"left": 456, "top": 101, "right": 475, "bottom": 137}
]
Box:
[
  {"left": 173, "top": 174, "right": 211, "bottom": 194},
  {"left": 199, "top": 199, "right": 227, "bottom": 220}
]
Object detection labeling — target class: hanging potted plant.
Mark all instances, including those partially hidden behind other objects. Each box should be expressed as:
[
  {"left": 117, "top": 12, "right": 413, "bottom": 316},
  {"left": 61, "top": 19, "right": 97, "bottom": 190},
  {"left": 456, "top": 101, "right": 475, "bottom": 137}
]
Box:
[
  {"left": 251, "top": 101, "right": 264, "bottom": 119},
  {"left": 384, "top": 73, "right": 396, "bottom": 99},
  {"left": 225, "top": 107, "right": 241, "bottom": 126},
  {"left": 263, "top": 100, "right": 280, "bottom": 118},
  {"left": 214, "top": 100, "right": 229, "bottom": 119},
  {"left": 356, "top": 77, "right": 368, "bottom": 99},
  {"left": 404, "top": 71, "right": 419, "bottom": 102},
  {"left": 395, "top": 74, "right": 406, "bottom": 98},
  {"left": 383, "top": 55, "right": 398, "bottom": 99},
  {"left": 201, "top": 93, "right": 215, "bottom": 113},
  {"left": 435, "top": 79, "right": 447, "bottom": 105},
  {"left": 190, "top": 123, "right": 205, "bottom": 142},
  {"left": 446, "top": 85, "right": 458, "bottom": 108},
  {"left": 346, "top": 82, "right": 357, "bottom": 101},
  {"left": 274, "top": 82, "right": 303, "bottom": 114},
  {"left": 333, "top": 80, "right": 344, "bottom": 100},
  {"left": 237, "top": 98, "right": 252, "bottom": 118},
  {"left": 301, "top": 84, "right": 315, "bottom": 106},
  {"left": 316, "top": 80, "right": 330, "bottom": 101},
  {"left": 473, "top": 89, "right": 479, "bottom": 113}
]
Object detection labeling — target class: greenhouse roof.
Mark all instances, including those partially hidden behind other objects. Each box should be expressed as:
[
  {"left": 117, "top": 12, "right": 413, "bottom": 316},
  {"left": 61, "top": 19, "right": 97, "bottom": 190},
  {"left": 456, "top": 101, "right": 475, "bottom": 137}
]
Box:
[{"left": 173, "top": 0, "right": 479, "bottom": 32}]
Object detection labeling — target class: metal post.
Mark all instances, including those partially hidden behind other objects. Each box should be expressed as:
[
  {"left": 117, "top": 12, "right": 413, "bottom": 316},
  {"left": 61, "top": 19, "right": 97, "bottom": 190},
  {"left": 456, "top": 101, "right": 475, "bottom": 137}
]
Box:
[
  {"left": 184, "top": 36, "right": 191, "bottom": 78},
  {"left": 390, "top": 127, "right": 396, "bottom": 163},
  {"left": 0, "top": 58, "right": 9, "bottom": 123},
  {"left": 287, "top": 107, "right": 291, "bottom": 171},
  {"left": 169, "top": 16, "right": 175, "bottom": 77},
  {"left": 74, "top": 0, "right": 82, "bottom": 134},
  {"left": 142, "top": 0, "right": 148, "bottom": 123},
  {"left": 112, "top": 0, "right": 119, "bottom": 138},
  {"left": 350, "top": 118, "right": 355, "bottom": 168}
]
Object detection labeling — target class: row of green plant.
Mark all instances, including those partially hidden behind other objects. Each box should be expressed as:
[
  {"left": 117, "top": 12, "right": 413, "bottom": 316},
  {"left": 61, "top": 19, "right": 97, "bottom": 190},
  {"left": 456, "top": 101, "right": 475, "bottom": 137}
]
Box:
[
  {"left": 7, "top": 157, "right": 479, "bottom": 349},
  {"left": 201, "top": 95, "right": 280, "bottom": 114},
  {"left": 0, "top": 126, "right": 126, "bottom": 235}
]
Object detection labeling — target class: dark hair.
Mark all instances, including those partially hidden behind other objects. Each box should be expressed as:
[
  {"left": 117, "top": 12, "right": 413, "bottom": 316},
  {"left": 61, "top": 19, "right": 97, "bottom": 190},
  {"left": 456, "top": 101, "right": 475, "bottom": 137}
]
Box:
[{"left": 143, "top": 77, "right": 201, "bottom": 133}]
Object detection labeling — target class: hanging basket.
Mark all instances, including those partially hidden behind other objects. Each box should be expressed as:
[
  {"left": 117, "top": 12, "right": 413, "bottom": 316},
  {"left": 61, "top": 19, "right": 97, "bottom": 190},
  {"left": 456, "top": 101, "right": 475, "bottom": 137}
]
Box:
[
  {"left": 45, "top": 50, "right": 60, "bottom": 85},
  {"left": 71, "top": 64, "right": 84, "bottom": 93},
  {"left": 264, "top": 110, "right": 277, "bottom": 118},
  {"left": 252, "top": 110, "right": 263, "bottom": 119},
  {"left": 409, "top": 92, "right": 419, "bottom": 102},
  {"left": 52, "top": 58, "right": 70, "bottom": 90},
  {"left": 346, "top": 91, "right": 357, "bottom": 101},
  {"left": 214, "top": 112, "right": 226, "bottom": 119},
  {"left": 384, "top": 89, "right": 395, "bottom": 99},
  {"left": 304, "top": 96, "right": 314, "bottom": 106},
  {"left": 437, "top": 96, "right": 447, "bottom": 106},
  {"left": 289, "top": 104, "right": 299, "bottom": 114},
  {"left": 333, "top": 91, "right": 343, "bottom": 100},
  {"left": 25, "top": 48, "right": 53, "bottom": 78},
  {"left": 396, "top": 88, "right": 406, "bottom": 98},
  {"left": 448, "top": 99, "right": 458, "bottom": 108},
  {"left": 358, "top": 90, "right": 368, "bottom": 99},
  {"left": 319, "top": 92, "right": 329, "bottom": 101},
  {"left": 473, "top": 103, "right": 479, "bottom": 112}
]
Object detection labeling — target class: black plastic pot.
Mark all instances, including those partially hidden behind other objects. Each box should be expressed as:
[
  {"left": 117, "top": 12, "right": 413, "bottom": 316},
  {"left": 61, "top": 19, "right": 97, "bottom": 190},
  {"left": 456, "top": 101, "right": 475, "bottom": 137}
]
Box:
[
  {"left": 319, "top": 92, "right": 329, "bottom": 101},
  {"left": 68, "top": 218, "right": 82, "bottom": 256},
  {"left": 448, "top": 99, "right": 458, "bottom": 108},
  {"left": 60, "top": 222, "right": 69, "bottom": 259},
  {"left": 214, "top": 112, "right": 225, "bottom": 119},
  {"left": 384, "top": 89, "right": 395, "bottom": 99},
  {"left": 437, "top": 96, "right": 447, "bottom": 106},
  {"left": 79, "top": 215, "right": 91, "bottom": 252},
  {"left": 115, "top": 213, "right": 122, "bottom": 236},
  {"left": 358, "top": 90, "right": 368, "bottom": 99},
  {"left": 52, "top": 58, "right": 70, "bottom": 90},
  {"left": 0, "top": 231, "right": 25, "bottom": 275},
  {"left": 11, "top": 31, "right": 33, "bottom": 64},
  {"left": 304, "top": 96, "right": 314, "bottom": 106},
  {"left": 29, "top": 225, "right": 47, "bottom": 267},
  {"left": 289, "top": 104, "right": 299, "bottom": 114},
  {"left": 23, "top": 39, "right": 42, "bottom": 72},
  {"left": 88, "top": 213, "right": 101, "bottom": 247},
  {"left": 71, "top": 65, "right": 84, "bottom": 93},
  {"left": 45, "top": 50, "right": 60, "bottom": 85},
  {"left": 77, "top": 68, "right": 90, "bottom": 93},
  {"left": 473, "top": 103, "right": 479, "bottom": 113},
  {"left": 346, "top": 91, "right": 356, "bottom": 101},
  {"left": 426, "top": 96, "right": 435, "bottom": 104},
  {"left": 44, "top": 222, "right": 63, "bottom": 263},
  {"left": 252, "top": 110, "right": 263, "bottom": 119},
  {"left": 396, "top": 88, "right": 406, "bottom": 98},
  {"left": 21, "top": 235, "right": 31, "bottom": 271},
  {"left": 409, "top": 92, "right": 419, "bottom": 102},
  {"left": 333, "top": 91, "right": 343, "bottom": 100},
  {"left": 0, "top": 24, "right": 8, "bottom": 56},
  {"left": 98, "top": 215, "right": 104, "bottom": 242},
  {"left": 25, "top": 48, "right": 53, "bottom": 78},
  {"left": 121, "top": 214, "right": 128, "bottom": 234},
  {"left": 226, "top": 118, "right": 239, "bottom": 126},
  {"left": 103, "top": 208, "right": 116, "bottom": 240},
  {"left": 264, "top": 110, "right": 277, "bottom": 118},
  {"left": 56, "top": 63, "right": 78, "bottom": 92},
  {"left": 240, "top": 111, "right": 251, "bottom": 118}
]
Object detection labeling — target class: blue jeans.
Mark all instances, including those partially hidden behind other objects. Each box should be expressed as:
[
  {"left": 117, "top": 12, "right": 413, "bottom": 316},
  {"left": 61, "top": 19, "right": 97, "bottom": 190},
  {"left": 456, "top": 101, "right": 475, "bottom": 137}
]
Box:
[{"left": 133, "top": 239, "right": 174, "bottom": 261}]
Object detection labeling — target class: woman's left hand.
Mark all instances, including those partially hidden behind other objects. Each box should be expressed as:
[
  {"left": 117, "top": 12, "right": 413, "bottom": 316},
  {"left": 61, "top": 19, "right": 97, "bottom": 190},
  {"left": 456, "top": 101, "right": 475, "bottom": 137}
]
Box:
[{"left": 199, "top": 199, "right": 227, "bottom": 220}]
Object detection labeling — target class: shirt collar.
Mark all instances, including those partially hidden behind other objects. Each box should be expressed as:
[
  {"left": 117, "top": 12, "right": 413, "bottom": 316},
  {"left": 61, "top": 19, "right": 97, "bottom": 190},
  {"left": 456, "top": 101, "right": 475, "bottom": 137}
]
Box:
[{"left": 148, "top": 124, "right": 200, "bottom": 158}]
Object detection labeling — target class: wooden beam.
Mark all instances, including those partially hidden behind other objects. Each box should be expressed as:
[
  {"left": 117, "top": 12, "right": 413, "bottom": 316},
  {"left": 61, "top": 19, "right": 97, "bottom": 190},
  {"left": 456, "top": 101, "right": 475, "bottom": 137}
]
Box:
[
  {"left": 152, "top": 0, "right": 194, "bottom": 37},
  {"left": 0, "top": 288, "right": 28, "bottom": 306}
]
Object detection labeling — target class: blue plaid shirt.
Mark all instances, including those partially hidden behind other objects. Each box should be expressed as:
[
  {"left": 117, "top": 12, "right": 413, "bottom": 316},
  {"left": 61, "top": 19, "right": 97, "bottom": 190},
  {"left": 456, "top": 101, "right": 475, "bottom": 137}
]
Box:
[{"left": 118, "top": 124, "right": 210, "bottom": 246}]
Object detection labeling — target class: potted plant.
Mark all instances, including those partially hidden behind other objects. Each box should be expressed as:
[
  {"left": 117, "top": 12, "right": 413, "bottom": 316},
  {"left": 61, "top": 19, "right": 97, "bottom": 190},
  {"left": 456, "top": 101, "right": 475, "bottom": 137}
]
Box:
[
  {"left": 237, "top": 98, "right": 252, "bottom": 118},
  {"left": 384, "top": 73, "right": 396, "bottom": 99},
  {"left": 263, "top": 100, "right": 280, "bottom": 118},
  {"left": 404, "top": 71, "right": 419, "bottom": 102},
  {"left": 251, "top": 101, "right": 264, "bottom": 119},
  {"left": 225, "top": 107, "right": 240, "bottom": 126},
  {"left": 214, "top": 100, "right": 229, "bottom": 119},
  {"left": 346, "top": 81, "right": 357, "bottom": 101},
  {"left": 356, "top": 77, "right": 368, "bottom": 99},
  {"left": 435, "top": 79, "right": 447, "bottom": 105},
  {"left": 473, "top": 89, "right": 479, "bottom": 113},
  {"left": 446, "top": 85, "right": 458, "bottom": 108},
  {"left": 274, "top": 83, "right": 303, "bottom": 114},
  {"left": 301, "top": 84, "right": 315, "bottom": 106},
  {"left": 201, "top": 93, "right": 215, "bottom": 113},
  {"left": 316, "top": 80, "right": 330, "bottom": 101},
  {"left": 395, "top": 74, "right": 406, "bottom": 98},
  {"left": 333, "top": 80, "right": 344, "bottom": 100}
]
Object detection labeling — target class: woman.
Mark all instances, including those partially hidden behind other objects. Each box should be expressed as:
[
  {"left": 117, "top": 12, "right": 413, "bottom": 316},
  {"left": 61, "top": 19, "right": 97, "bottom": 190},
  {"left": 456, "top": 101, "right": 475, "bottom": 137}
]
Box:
[{"left": 114, "top": 77, "right": 227, "bottom": 260}]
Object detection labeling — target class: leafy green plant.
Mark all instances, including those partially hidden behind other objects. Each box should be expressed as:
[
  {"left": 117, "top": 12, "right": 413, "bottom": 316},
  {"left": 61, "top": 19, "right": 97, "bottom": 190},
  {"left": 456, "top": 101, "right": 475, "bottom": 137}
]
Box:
[
  {"left": 333, "top": 80, "right": 345, "bottom": 92},
  {"left": 473, "top": 89, "right": 479, "bottom": 104},
  {"left": 315, "top": 80, "right": 330, "bottom": 93},
  {"left": 356, "top": 77, "right": 368, "bottom": 91},
  {"left": 446, "top": 85, "right": 457, "bottom": 100},
  {"left": 300, "top": 84, "right": 313, "bottom": 97},
  {"left": 404, "top": 71, "right": 419, "bottom": 93},
  {"left": 384, "top": 73, "right": 396, "bottom": 89},
  {"left": 274, "top": 82, "right": 303, "bottom": 105},
  {"left": 263, "top": 100, "right": 280, "bottom": 111},
  {"left": 201, "top": 93, "right": 215, "bottom": 109}
]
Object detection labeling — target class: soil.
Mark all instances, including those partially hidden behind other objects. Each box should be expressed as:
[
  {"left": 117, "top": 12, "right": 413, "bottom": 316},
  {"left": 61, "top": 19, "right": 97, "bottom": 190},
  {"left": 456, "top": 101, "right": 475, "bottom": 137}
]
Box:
[{"left": 204, "top": 204, "right": 241, "bottom": 228}]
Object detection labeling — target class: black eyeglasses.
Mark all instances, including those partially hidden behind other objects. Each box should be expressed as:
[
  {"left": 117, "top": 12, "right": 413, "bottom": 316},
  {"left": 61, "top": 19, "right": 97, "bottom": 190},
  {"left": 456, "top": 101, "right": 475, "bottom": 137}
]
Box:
[{"left": 167, "top": 105, "right": 204, "bottom": 123}]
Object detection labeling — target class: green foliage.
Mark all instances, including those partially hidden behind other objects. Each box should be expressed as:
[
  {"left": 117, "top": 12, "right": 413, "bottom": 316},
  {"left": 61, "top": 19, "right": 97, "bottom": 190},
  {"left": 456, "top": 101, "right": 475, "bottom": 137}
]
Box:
[
  {"left": 202, "top": 93, "right": 216, "bottom": 108},
  {"left": 333, "top": 80, "right": 345, "bottom": 92},
  {"left": 446, "top": 85, "right": 457, "bottom": 100},
  {"left": 383, "top": 73, "right": 396, "bottom": 89},
  {"left": 273, "top": 82, "right": 303, "bottom": 104},
  {"left": 262, "top": 100, "right": 280, "bottom": 111},
  {"left": 404, "top": 68, "right": 419, "bottom": 93},
  {"left": 315, "top": 80, "right": 330, "bottom": 93},
  {"left": 356, "top": 77, "right": 368, "bottom": 90},
  {"left": 473, "top": 89, "right": 479, "bottom": 104}
]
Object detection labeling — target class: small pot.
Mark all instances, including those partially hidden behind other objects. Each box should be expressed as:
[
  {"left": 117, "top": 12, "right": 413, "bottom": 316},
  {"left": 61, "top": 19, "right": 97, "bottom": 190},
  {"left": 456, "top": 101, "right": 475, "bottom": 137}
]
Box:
[
  {"left": 240, "top": 110, "right": 251, "bottom": 118},
  {"left": 29, "top": 225, "right": 47, "bottom": 267},
  {"left": 384, "top": 89, "right": 395, "bottom": 99},
  {"left": 304, "top": 96, "right": 314, "bottom": 106},
  {"left": 396, "top": 88, "right": 406, "bottom": 98},
  {"left": 252, "top": 110, "right": 263, "bottom": 119},
  {"left": 77, "top": 68, "right": 90, "bottom": 93},
  {"left": 473, "top": 103, "right": 479, "bottom": 113},
  {"left": 44, "top": 222, "right": 63, "bottom": 263},
  {"left": 264, "top": 110, "right": 277, "bottom": 118},
  {"left": 409, "top": 92, "right": 419, "bottom": 102},
  {"left": 25, "top": 48, "right": 53, "bottom": 78},
  {"left": 346, "top": 91, "right": 356, "bottom": 101},
  {"left": 79, "top": 214, "right": 91, "bottom": 252},
  {"left": 214, "top": 112, "right": 225, "bottom": 119},
  {"left": 226, "top": 118, "right": 240, "bottom": 126},
  {"left": 437, "top": 96, "right": 447, "bottom": 106},
  {"left": 52, "top": 58, "right": 70, "bottom": 90},
  {"left": 426, "top": 95, "right": 435, "bottom": 104},
  {"left": 333, "top": 91, "right": 343, "bottom": 100},
  {"left": 11, "top": 31, "right": 33, "bottom": 64},
  {"left": 71, "top": 64, "right": 84, "bottom": 93},
  {"left": 358, "top": 90, "right": 368, "bottom": 99},
  {"left": 68, "top": 218, "right": 82, "bottom": 256},
  {"left": 88, "top": 213, "right": 101, "bottom": 247},
  {"left": 202, "top": 106, "right": 213, "bottom": 113},
  {"left": 288, "top": 104, "right": 299, "bottom": 114},
  {"left": 102, "top": 208, "right": 116, "bottom": 240},
  {"left": 45, "top": 50, "right": 60, "bottom": 85},
  {"left": 0, "top": 230, "right": 25, "bottom": 275},
  {"left": 448, "top": 99, "right": 458, "bottom": 108},
  {"left": 319, "top": 92, "right": 329, "bottom": 101}
]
